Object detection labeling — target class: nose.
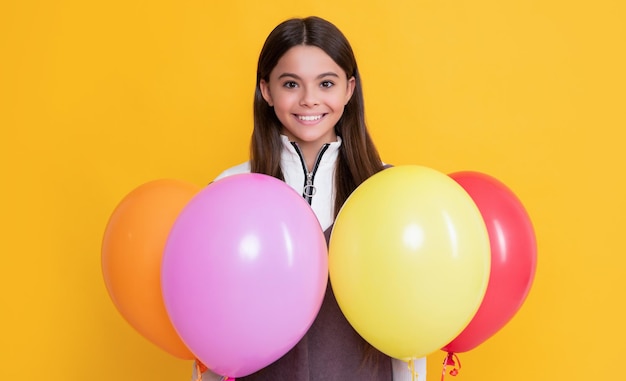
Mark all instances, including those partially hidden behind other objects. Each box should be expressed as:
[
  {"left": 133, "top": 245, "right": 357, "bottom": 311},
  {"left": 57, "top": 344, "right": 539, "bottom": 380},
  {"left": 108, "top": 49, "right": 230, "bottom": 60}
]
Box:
[{"left": 299, "top": 87, "right": 320, "bottom": 107}]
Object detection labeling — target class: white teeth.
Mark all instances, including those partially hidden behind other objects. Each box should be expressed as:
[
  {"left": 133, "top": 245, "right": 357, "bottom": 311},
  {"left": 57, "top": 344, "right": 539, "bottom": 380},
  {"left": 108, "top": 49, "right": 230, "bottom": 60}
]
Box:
[{"left": 298, "top": 115, "right": 322, "bottom": 121}]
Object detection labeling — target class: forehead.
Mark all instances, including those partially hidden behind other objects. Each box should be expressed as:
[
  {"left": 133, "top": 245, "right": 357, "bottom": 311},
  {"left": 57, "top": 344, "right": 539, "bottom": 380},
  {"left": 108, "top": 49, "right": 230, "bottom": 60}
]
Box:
[{"left": 271, "top": 45, "right": 346, "bottom": 79}]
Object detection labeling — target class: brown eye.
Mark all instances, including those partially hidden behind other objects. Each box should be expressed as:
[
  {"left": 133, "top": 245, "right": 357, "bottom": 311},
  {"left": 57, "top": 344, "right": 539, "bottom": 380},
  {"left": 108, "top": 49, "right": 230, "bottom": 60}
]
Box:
[{"left": 283, "top": 81, "right": 298, "bottom": 89}]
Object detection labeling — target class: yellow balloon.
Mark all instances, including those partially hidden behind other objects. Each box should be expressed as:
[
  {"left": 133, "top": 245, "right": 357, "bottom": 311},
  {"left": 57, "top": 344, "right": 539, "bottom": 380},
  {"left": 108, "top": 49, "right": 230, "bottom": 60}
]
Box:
[{"left": 329, "top": 165, "right": 490, "bottom": 360}]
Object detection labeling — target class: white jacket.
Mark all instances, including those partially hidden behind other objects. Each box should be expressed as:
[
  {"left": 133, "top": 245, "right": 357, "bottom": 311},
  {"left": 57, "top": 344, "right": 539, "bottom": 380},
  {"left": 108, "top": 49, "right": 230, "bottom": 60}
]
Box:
[{"left": 199, "top": 135, "right": 426, "bottom": 381}]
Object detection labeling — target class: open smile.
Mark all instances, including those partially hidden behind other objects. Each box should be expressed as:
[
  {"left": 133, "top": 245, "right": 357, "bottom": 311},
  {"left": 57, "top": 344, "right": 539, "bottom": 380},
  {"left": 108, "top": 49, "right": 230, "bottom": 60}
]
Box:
[{"left": 296, "top": 114, "right": 326, "bottom": 122}]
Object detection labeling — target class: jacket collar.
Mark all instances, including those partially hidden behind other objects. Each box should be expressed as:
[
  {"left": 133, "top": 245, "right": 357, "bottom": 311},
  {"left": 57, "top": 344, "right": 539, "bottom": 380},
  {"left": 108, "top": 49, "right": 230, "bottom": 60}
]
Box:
[{"left": 280, "top": 134, "right": 342, "bottom": 166}]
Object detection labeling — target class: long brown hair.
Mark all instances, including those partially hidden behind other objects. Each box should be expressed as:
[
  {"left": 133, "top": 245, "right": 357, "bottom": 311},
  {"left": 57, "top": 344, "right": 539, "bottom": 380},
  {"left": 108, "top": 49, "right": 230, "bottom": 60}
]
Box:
[{"left": 251, "top": 16, "right": 384, "bottom": 217}]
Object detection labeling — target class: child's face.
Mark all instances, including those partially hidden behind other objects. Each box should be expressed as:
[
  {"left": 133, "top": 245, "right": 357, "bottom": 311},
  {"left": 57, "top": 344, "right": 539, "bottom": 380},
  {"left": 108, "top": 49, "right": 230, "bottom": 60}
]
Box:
[{"left": 260, "top": 45, "right": 355, "bottom": 154}]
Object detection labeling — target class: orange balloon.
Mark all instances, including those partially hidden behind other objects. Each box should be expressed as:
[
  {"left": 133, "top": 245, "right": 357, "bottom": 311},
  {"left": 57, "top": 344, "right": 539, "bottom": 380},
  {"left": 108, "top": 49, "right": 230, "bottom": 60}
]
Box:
[{"left": 102, "top": 179, "right": 201, "bottom": 359}]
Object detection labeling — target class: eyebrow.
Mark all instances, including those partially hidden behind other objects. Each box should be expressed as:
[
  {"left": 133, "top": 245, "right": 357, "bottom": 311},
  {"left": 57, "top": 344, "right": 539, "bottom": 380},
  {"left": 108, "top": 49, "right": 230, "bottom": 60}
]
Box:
[{"left": 277, "top": 72, "right": 341, "bottom": 80}]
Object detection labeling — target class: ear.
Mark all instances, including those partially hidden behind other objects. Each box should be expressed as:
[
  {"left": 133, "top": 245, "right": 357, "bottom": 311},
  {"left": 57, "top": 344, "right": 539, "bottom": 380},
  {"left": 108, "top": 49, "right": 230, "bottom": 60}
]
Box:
[
  {"left": 259, "top": 79, "right": 274, "bottom": 107},
  {"left": 345, "top": 76, "right": 356, "bottom": 105}
]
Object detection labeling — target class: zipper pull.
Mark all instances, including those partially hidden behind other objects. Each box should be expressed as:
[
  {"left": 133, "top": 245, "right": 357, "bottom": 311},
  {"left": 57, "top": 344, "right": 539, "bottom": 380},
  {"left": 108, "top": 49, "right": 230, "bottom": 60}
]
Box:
[{"left": 304, "top": 172, "right": 316, "bottom": 200}]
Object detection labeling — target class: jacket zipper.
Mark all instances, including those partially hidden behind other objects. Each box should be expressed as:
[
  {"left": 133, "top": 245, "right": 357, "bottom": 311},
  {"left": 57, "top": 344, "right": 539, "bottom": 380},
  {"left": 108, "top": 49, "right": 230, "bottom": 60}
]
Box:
[{"left": 290, "top": 142, "right": 330, "bottom": 205}]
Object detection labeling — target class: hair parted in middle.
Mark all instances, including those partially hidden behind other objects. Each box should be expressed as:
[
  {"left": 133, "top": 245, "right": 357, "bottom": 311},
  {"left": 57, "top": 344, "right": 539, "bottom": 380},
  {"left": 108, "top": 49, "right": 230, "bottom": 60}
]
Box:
[{"left": 251, "top": 16, "right": 385, "bottom": 217}]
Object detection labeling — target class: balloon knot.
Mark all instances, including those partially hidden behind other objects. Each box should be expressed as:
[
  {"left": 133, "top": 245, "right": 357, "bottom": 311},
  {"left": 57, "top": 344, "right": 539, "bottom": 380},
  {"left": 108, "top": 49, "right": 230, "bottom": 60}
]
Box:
[
  {"left": 407, "top": 358, "right": 420, "bottom": 380},
  {"left": 195, "top": 360, "right": 207, "bottom": 381},
  {"left": 441, "top": 352, "right": 461, "bottom": 381},
  {"left": 195, "top": 361, "right": 235, "bottom": 381},
  {"left": 196, "top": 359, "right": 208, "bottom": 374}
]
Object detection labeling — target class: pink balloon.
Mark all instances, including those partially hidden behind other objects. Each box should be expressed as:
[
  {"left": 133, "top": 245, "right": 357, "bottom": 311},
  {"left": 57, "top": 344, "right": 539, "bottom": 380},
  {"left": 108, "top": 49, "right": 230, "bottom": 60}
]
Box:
[
  {"left": 161, "top": 174, "right": 328, "bottom": 378},
  {"left": 442, "top": 171, "right": 537, "bottom": 353}
]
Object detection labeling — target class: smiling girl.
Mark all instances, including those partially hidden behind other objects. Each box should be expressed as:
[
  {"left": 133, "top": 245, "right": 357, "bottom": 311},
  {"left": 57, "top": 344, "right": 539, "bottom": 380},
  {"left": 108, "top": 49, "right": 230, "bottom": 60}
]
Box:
[{"left": 194, "top": 16, "right": 426, "bottom": 381}]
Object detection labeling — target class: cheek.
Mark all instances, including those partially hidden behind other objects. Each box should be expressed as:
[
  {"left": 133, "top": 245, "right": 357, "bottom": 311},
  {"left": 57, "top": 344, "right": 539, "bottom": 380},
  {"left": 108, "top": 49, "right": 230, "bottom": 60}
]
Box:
[
  {"left": 272, "top": 95, "right": 297, "bottom": 113},
  {"left": 330, "top": 94, "right": 350, "bottom": 110}
]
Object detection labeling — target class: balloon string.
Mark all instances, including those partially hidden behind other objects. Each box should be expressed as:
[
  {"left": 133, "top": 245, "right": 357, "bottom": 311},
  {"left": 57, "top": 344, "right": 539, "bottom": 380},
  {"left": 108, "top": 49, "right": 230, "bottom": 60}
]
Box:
[
  {"left": 407, "top": 358, "right": 419, "bottom": 381},
  {"left": 441, "top": 352, "right": 461, "bottom": 381},
  {"left": 195, "top": 360, "right": 205, "bottom": 381}
]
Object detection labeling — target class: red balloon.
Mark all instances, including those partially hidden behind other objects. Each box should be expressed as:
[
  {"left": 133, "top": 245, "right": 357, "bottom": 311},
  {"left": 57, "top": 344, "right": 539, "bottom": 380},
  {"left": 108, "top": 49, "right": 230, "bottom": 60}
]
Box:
[{"left": 442, "top": 171, "right": 537, "bottom": 353}]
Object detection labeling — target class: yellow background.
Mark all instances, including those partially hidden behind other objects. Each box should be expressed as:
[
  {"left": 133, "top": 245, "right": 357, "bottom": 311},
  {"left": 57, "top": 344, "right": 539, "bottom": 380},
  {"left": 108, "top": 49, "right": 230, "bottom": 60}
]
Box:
[{"left": 1, "top": 0, "right": 625, "bottom": 380}]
